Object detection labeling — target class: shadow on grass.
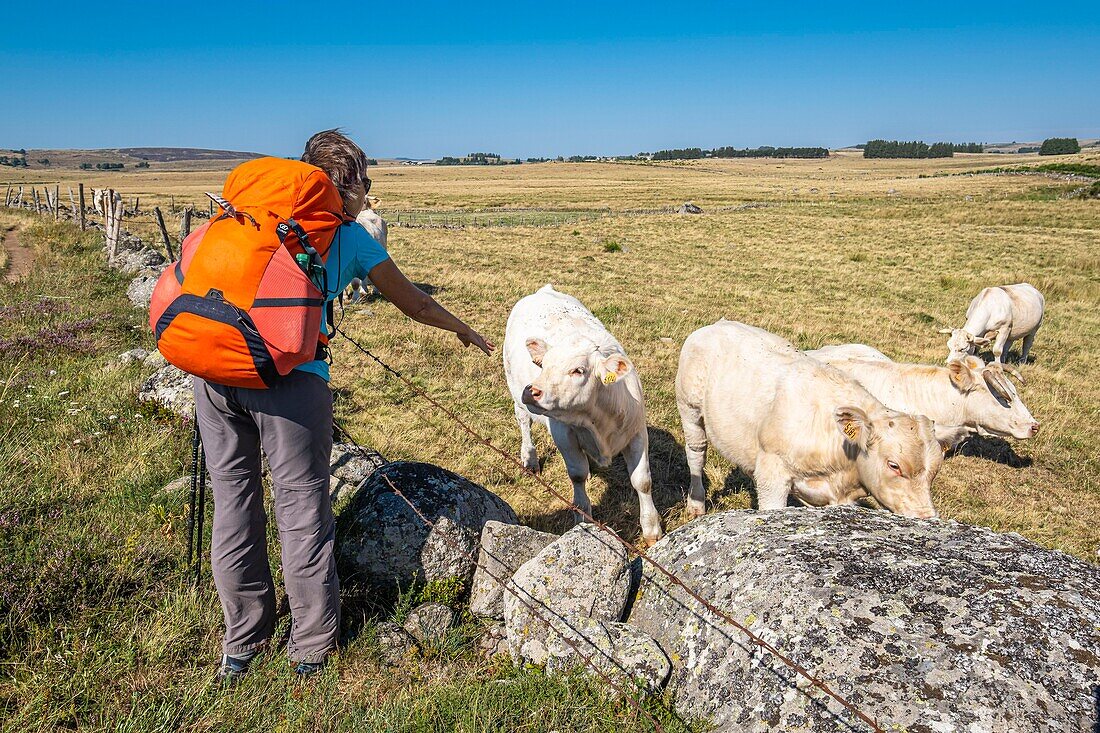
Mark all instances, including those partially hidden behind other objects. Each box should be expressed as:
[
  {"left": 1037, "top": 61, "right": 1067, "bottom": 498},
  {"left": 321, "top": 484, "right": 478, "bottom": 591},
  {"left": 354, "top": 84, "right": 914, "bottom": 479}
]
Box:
[{"left": 954, "top": 436, "right": 1033, "bottom": 468}]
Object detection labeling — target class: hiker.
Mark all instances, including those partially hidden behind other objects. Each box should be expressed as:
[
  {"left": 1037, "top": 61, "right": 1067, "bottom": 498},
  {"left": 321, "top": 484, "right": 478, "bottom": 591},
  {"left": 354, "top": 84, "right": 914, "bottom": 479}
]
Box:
[{"left": 150, "top": 130, "right": 493, "bottom": 681}]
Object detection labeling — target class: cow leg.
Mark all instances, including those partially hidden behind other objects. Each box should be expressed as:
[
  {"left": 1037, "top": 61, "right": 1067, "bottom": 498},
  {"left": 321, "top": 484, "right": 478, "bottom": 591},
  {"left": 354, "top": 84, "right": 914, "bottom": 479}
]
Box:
[
  {"left": 677, "top": 401, "right": 708, "bottom": 518},
  {"left": 623, "top": 431, "right": 662, "bottom": 545},
  {"left": 1019, "top": 332, "right": 1036, "bottom": 364},
  {"left": 753, "top": 453, "right": 791, "bottom": 510},
  {"left": 349, "top": 278, "right": 363, "bottom": 304},
  {"left": 991, "top": 327, "right": 1010, "bottom": 363},
  {"left": 549, "top": 420, "right": 591, "bottom": 524},
  {"left": 513, "top": 404, "right": 539, "bottom": 473}
]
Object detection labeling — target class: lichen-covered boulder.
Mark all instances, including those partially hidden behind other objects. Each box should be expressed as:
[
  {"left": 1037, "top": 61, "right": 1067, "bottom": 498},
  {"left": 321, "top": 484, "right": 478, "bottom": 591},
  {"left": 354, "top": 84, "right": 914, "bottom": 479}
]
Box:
[
  {"left": 470, "top": 520, "right": 559, "bottom": 619},
  {"left": 504, "top": 523, "right": 633, "bottom": 665},
  {"left": 126, "top": 268, "right": 164, "bottom": 309},
  {"left": 329, "top": 442, "right": 386, "bottom": 503},
  {"left": 336, "top": 461, "right": 517, "bottom": 598},
  {"left": 541, "top": 616, "right": 671, "bottom": 692},
  {"left": 629, "top": 507, "right": 1100, "bottom": 732},
  {"left": 402, "top": 602, "right": 455, "bottom": 643},
  {"left": 138, "top": 364, "right": 193, "bottom": 417}
]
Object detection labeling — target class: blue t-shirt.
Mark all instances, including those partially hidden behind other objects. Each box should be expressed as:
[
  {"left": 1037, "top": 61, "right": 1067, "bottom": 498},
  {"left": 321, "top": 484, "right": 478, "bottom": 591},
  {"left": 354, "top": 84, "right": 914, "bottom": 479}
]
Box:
[{"left": 295, "top": 221, "right": 390, "bottom": 381}]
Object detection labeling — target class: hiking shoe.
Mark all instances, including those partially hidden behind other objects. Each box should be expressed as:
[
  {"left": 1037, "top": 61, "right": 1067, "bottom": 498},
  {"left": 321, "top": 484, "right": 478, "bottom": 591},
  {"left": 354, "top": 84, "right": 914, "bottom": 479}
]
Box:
[
  {"left": 215, "top": 653, "right": 254, "bottom": 684},
  {"left": 293, "top": 660, "right": 326, "bottom": 678}
]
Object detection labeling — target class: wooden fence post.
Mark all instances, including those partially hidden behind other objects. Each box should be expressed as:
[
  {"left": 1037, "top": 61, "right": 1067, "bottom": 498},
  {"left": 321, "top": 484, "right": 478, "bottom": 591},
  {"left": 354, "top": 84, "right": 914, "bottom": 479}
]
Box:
[
  {"left": 15, "top": 187, "right": 22, "bottom": 207},
  {"left": 208, "top": 199, "right": 214, "bottom": 217},
  {"left": 153, "top": 206, "right": 175, "bottom": 260},
  {"left": 44, "top": 187, "right": 53, "bottom": 216},
  {"left": 180, "top": 207, "right": 192, "bottom": 239},
  {"left": 78, "top": 184, "right": 87, "bottom": 230},
  {"left": 4, "top": 185, "right": 10, "bottom": 207},
  {"left": 32, "top": 188, "right": 40, "bottom": 213},
  {"left": 53, "top": 185, "right": 60, "bottom": 220}
]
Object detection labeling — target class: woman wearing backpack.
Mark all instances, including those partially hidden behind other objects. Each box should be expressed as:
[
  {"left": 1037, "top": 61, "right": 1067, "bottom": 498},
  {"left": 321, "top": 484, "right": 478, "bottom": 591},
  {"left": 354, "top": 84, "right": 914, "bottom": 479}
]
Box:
[{"left": 159, "top": 130, "right": 493, "bottom": 680}]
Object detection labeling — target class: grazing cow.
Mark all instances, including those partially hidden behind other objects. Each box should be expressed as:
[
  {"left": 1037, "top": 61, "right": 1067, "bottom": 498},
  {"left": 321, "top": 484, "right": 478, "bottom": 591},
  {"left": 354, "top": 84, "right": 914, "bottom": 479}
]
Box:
[
  {"left": 941, "top": 283, "right": 1045, "bottom": 363},
  {"left": 345, "top": 197, "right": 388, "bottom": 303},
  {"left": 805, "top": 343, "right": 892, "bottom": 363},
  {"left": 504, "top": 284, "right": 661, "bottom": 543},
  {"left": 676, "top": 320, "right": 943, "bottom": 519},
  {"left": 813, "top": 353, "right": 1039, "bottom": 450}
]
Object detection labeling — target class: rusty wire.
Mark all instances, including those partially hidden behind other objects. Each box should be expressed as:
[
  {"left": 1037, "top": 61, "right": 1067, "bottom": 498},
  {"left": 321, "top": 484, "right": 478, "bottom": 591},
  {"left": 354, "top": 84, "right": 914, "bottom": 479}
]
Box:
[{"left": 334, "top": 325, "right": 886, "bottom": 733}]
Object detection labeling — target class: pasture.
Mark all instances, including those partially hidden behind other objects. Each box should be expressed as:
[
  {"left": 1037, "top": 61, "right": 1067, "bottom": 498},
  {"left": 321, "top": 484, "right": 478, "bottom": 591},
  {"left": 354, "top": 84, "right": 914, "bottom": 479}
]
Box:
[{"left": 1, "top": 151, "right": 1098, "bottom": 731}]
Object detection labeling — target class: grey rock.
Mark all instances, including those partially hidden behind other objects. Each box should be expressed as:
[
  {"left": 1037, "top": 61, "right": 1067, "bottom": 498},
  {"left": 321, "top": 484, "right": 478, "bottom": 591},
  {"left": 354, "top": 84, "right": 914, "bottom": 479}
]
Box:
[
  {"left": 477, "top": 623, "right": 509, "bottom": 660},
  {"left": 137, "top": 364, "right": 193, "bottom": 417},
  {"left": 629, "top": 507, "right": 1100, "bottom": 732},
  {"left": 111, "top": 243, "right": 166, "bottom": 275},
  {"left": 676, "top": 202, "right": 704, "bottom": 214},
  {"left": 542, "top": 617, "right": 670, "bottom": 692},
  {"left": 375, "top": 621, "right": 418, "bottom": 666},
  {"left": 329, "top": 442, "right": 386, "bottom": 503},
  {"left": 126, "top": 269, "right": 163, "bottom": 309},
  {"left": 117, "top": 347, "right": 150, "bottom": 365},
  {"left": 504, "top": 523, "right": 632, "bottom": 665},
  {"left": 470, "top": 520, "right": 558, "bottom": 619},
  {"left": 143, "top": 350, "right": 167, "bottom": 368},
  {"left": 402, "top": 602, "right": 455, "bottom": 643},
  {"left": 336, "top": 461, "right": 517, "bottom": 598}
]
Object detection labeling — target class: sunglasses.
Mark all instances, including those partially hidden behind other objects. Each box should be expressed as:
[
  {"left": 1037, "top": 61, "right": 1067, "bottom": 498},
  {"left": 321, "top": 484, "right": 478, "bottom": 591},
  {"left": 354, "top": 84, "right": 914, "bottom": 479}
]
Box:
[{"left": 362, "top": 175, "right": 372, "bottom": 195}]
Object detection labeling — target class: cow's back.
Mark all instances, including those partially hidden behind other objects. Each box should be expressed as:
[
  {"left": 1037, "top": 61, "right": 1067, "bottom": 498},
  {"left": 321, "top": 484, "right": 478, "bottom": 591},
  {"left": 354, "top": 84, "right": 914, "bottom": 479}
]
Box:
[{"left": 1002, "top": 283, "right": 1045, "bottom": 337}]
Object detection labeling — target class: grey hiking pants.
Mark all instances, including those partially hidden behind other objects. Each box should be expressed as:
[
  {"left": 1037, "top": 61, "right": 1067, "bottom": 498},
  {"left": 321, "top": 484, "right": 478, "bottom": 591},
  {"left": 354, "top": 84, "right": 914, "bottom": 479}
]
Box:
[{"left": 193, "top": 370, "right": 339, "bottom": 663}]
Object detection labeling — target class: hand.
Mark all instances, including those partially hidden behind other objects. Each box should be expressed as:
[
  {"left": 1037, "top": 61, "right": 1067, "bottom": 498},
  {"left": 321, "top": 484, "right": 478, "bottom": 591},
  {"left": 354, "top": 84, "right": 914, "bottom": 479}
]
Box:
[{"left": 458, "top": 328, "right": 495, "bottom": 355}]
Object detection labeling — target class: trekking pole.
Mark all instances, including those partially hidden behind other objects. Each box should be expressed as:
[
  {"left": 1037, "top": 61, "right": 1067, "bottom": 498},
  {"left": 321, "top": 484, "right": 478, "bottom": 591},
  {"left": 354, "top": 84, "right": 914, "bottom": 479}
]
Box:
[
  {"left": 195, "top": 444, "right": 207, "bottom": 587},
  {"left": 186, "top": 416, "right": 200, "bottom": 583}
]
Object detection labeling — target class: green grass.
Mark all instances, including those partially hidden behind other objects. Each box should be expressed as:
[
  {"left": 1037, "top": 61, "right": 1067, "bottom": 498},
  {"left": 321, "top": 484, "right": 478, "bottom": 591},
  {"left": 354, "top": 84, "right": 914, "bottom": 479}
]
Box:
[{"left": 0, "top": 212, "right": 699, "bottom": 732}]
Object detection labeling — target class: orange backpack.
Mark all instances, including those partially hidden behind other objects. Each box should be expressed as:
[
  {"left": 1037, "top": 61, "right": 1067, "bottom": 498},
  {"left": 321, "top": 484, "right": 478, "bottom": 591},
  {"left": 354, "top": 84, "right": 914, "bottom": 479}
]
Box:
[{"left": 149, "top": 157, "right": 346, "bottom": 389}]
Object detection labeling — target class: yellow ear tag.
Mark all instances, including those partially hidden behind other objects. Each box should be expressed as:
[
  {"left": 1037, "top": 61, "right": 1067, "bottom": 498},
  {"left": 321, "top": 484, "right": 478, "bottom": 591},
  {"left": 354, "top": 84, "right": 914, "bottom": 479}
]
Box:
[
  {"left": 843, "top": 422, "right": 860, "bottom": 441},
  {"left": 603, "top": 372, "right": 617, "bottom": 385}
]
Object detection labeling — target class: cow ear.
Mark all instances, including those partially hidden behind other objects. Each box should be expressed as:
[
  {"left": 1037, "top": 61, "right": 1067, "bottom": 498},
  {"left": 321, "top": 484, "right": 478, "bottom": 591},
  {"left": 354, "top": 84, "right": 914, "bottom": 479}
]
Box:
[
  {"left": 526, "top": 338, "right": 548, "bottom": 366},
  {"left": 601, "top": 354, "right": 632, "bottom": 385},
  {"left": 946, "top": 360, "right": 975, "bottom": 392},
  {"left": 835, "top": 406, "right": 870, "bottom": 449},
  {"left": 973, "top": 336, "right": 992, "bottom": 346}
]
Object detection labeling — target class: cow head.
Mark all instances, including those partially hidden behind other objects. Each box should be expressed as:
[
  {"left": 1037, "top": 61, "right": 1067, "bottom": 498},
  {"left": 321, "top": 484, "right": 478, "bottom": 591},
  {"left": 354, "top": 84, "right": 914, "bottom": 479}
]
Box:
[
  {"left": 521, "top": 336, "right": 632, "bottom": 420},
  {"left": 946, "top": 357, "right": 1039, "bottom": 439},
  {"left": 835, "top": 406, "right": 942, "bottom": 519},
  {"left": 940, "top": 328, "right": 991, "bottom": 362}
]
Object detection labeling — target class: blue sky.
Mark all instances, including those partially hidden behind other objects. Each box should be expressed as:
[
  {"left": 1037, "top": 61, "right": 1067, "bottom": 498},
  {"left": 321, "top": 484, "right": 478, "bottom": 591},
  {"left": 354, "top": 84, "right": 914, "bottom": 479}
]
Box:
[{"left": 2, "top": 1, "right": 1097, "bottom": 158}]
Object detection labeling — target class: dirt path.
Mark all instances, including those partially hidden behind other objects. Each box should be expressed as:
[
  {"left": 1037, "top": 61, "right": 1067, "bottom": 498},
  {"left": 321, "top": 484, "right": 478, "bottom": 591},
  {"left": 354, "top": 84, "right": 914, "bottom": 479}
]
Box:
[{"left": 2, "top": 227, "right": 34, "bottom": 284}]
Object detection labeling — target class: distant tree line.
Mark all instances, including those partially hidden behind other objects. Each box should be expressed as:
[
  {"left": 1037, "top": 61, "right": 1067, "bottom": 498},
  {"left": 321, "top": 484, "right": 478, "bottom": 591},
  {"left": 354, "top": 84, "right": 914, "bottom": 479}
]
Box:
[
  {"left": 79, "top": 162, "right": 125, "bottom": 170},
  {"left": 1039, "top": 138, "right": 1080, "bottom": 156},
  {"left": 0, "top": 155, "right": 28, "bottom": 167},
  {"left": 436, "top": 152, "right": 519, "bottom": 166},
  {"left": 712, "top": 146, "right": 830, "bottom": 159},
  {"left": 644, "top": 146, "right": 829, "bottom": 161},
  {"left": 863, "top": 140, "right": 983, "bottom": 158}
]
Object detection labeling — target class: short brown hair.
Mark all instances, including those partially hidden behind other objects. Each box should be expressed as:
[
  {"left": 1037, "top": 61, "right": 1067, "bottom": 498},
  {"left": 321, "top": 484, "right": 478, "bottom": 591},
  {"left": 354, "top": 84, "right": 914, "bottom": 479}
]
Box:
[{"left": 301, "top": 129, "right": 368, "bottom": 200}]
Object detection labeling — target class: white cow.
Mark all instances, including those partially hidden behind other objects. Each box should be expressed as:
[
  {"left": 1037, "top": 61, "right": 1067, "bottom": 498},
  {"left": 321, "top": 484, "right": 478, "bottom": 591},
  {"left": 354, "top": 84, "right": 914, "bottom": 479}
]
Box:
[
  {"left": 813, "top": 353, "right": 1040, "bottom": 450},
  {"left": 805, "top": 343, "right": 892, "bottom": 363},
  {"left": 504, "top": 284, "right": 662, "bottom": 543},
  {"left": 941, "top": 283, "right": 1045, "bottom": 364},
  {"left": 676, "top": 320, "right": 943, "bottom": 518},
  {"left": 346, "top": 197, "right": 388, "bottom": 303}
]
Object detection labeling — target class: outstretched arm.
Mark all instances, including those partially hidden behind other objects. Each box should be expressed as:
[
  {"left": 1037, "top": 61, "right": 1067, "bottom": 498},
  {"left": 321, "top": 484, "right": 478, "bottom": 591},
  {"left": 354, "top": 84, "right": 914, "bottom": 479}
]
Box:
[{"left": 367, "top": 259, "right": 494, "bottom": 355}]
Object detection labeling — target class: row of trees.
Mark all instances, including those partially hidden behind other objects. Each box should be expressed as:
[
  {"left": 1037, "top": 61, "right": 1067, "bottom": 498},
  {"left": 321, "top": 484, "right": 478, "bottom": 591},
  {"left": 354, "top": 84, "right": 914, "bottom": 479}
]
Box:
[
  {"left": 436, "top": 152, "right": 519, "bottom": 166},
  {"left": 863, "top": 140, "right": 983, "bottom": 158},
  {"left": 79, "top": 162, "right": 125, "bottom": 170},
  {"left": 1039, "top": 138, "right": 1080, "bottom": 156},
  {"left": 644, "top": 146, "right": 830, "bottom": 161},
  {"left": 0, "top": 155, "right": 28, "bottom": 167}
]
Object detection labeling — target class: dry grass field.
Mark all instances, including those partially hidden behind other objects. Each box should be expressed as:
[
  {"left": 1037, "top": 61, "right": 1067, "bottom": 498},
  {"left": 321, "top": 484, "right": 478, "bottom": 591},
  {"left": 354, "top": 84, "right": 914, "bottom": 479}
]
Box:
[{"left": 1, "top": 151, "right": 1098, "bottom": 731}]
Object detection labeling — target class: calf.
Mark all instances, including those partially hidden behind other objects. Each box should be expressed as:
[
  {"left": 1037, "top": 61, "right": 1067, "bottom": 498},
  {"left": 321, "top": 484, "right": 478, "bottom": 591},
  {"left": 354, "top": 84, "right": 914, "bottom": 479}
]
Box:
[
  {"left": 677, "top": 320, "right": 943, "bottom": 518},
  {"left": 941, "top": 283, "right": 1044, "bottom": 363},
  {"left": 504, "top": 284, "right": 661, "bottom": 543},
  {"left": 814, "top": 353, "right": 1039, "bottom": 450}
]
